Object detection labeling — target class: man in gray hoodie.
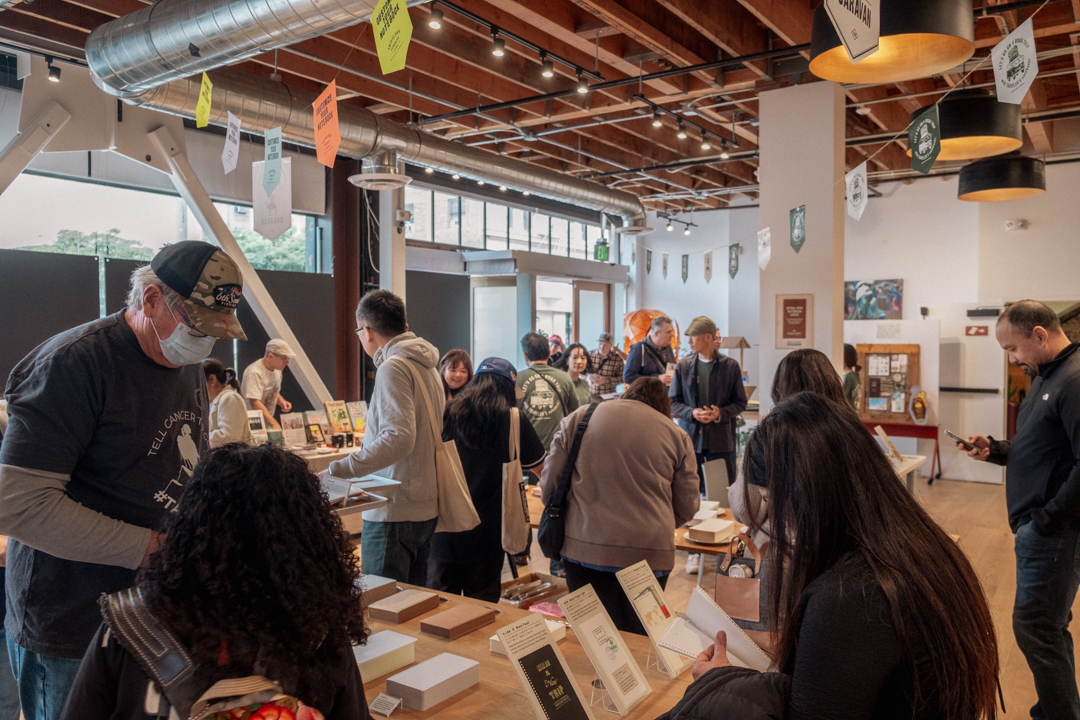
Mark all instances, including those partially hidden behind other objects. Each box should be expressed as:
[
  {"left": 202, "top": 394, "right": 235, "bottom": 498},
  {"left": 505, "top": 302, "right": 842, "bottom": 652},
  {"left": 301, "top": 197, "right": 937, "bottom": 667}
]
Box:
[{"left": 324, "top": 290, "right": 444, "bottom": 585}]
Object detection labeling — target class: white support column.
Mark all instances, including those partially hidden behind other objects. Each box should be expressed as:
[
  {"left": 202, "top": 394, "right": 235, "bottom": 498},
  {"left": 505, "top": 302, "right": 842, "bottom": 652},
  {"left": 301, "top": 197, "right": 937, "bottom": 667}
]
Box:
[
  {"left": 147, "top": 126, "right": 333, "bottom": 408},
  {"left": 0, "top": 102, "right": 71, "bottom": 197},
  {"left": 379, "top": 181, "right": 407, "bottom": 297}
]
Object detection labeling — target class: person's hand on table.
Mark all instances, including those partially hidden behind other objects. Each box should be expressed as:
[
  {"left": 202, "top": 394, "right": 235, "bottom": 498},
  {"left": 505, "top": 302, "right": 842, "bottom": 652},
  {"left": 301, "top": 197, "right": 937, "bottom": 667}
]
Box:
[
  {"left": 692, "top": 631, "right": 732, "bottom": 680},
  {"left": 962, "top": 434, "right": 991, "bottom": 462}
]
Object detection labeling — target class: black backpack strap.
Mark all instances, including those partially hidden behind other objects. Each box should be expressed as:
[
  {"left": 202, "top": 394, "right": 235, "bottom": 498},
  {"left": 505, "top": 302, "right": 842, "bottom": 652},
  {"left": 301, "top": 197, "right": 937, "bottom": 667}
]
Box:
[
  {"left": 100, "top": 588, "right": 202, "bottom": 718},
  {"left": 547, "top": 403, "right": 599, "bottom": 513}
]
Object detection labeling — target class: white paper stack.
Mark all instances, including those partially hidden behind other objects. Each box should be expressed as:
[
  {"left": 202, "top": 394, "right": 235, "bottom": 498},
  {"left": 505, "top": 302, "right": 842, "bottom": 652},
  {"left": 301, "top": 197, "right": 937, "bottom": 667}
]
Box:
[
  {"left": 489, "top": 619, "right": 566, "bottom": 655},
  {"left": 386, "top": 653, "right": 480, "bottom": 711},
  {"left": 687, "top": 518, "right": 735, "bottom": 544},
  {"left": 352, "top": 630, "right": 418, "bottom": 681}
]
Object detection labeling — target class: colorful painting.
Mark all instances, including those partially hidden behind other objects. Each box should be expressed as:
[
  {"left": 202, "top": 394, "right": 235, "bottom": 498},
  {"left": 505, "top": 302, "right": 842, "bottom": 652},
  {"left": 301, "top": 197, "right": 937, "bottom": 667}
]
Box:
[{"left": 845, "top": 279, "right": 903, "bottom": 320}]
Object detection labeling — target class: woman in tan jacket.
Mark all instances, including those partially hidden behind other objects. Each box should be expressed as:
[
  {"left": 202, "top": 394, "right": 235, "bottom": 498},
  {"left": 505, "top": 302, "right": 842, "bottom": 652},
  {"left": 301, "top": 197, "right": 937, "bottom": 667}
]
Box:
[{"left": 540, "top": 377, "right": 700, "bottom": 634}]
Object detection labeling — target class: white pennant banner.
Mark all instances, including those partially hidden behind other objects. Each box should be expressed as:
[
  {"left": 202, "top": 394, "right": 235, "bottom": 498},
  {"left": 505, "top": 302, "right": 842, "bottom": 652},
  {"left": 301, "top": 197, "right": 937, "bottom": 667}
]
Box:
[
  {"left": 222, "top": 112, "right": 241, "bottom": 175},
  {"left": 662, "top": 252, "right": 669, "bottom": 279},
  {"left": 846, "top": 161, "right": 868, "bottom": 222},
  {"left": 703, "top": 250, "right": 713, "bottom": 284},
  {"left": 252, "top": 157, "right": 292, "bottom": 241},
  {"left": 757, "top": 227, "right": 771, "bottom": 271},
  {"left": 992, "top": 18, "right": 1037, "bottom": 105}
]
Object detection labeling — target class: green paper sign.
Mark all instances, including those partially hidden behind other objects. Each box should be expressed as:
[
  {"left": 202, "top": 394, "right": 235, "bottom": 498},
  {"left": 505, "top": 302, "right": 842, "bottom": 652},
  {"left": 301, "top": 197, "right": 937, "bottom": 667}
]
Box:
[
  {"left": 681, "top": 254, "right": 689, "bottom": 283},
  {"left": 646, "top": 249, "right": 652, "bottom": 274},
  {"left": 909, "top": 106, "right": 941, "bottom": 175},
  {"left": 373, "top": 0, "right": 413, "bottom": 75},
  {"left": 195, "top": 72, "right": 212, "bottom": 128},
  {"left": 790, "top": 205, "right": 806, "bottom": 253},
  {"left": 729, "top": 244, "right": 739, "bottom": 279}
]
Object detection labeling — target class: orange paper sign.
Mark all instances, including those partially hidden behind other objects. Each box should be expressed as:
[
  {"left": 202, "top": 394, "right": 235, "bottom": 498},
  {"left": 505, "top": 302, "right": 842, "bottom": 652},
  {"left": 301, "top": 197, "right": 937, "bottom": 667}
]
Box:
[{"left": 314, "top": 80, "right": 341, "bottom": 168}]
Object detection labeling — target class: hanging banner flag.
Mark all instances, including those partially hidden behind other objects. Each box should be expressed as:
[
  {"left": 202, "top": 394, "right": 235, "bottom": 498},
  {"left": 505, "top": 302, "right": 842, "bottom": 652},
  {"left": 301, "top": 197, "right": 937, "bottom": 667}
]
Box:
[
  {"left": 14, "top": 51, "right": 30, "bottom": 80},
  {"left": 729, "top": 244, "right": 739, "bottom": 279},
  {"left": 252, "top": 157, "right": 292, "bottom": 241},
  {"left": 790, "top": 205, "right": 807, "bottom": 253},
  {"left": 313, "top": 80, "right": 342, "bottom": 168},
  {"left": 704, "top": 250, "right": 713, "bottom": 283},
  {"left": 631, "top": 243, "right": 636, "bottom": 266},
  {"left": 195, "top": 72, "right": 213, "bottom": 128},
  {"left": 992, "top": 18, "right": 1037, "bottom": 105},
  {"left": 846, "top": 161, "right": 868, "bottom": 221},
  {"left": 757, "top": 228, "right": 771, "bottom": 271},
  {"left": 681, "top": 255, "right": 689, "bottom": 284},
  {"left": 823, "top": 0, "right": 880, "bottom": 64},
  {"left": 221, "top": 112, "right": 241, "bottom": 175},
  {"left": 646, "top": 249, "right": 652, "bottom": 274},
  {"left": 662, "top": 253, "right": 669, "bottom": 279},
  {"left": 263, "top": 127, "right": 283, "bottom": 197},
  {"left": 909, "top": 106, "right": 941, "bottom": 175},
  {"left": 372, "top": 0, "right": 413, "bottom": 75}
]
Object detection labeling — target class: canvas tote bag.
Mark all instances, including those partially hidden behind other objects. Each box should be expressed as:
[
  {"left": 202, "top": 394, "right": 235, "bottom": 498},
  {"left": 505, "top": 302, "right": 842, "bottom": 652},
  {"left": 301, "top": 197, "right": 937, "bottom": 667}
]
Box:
[
  {"left": 403, "top": 360, "right": 480, "bottom": 534},
  {"left": 501, "top": 408, "right": 530, "bottom": 554}
]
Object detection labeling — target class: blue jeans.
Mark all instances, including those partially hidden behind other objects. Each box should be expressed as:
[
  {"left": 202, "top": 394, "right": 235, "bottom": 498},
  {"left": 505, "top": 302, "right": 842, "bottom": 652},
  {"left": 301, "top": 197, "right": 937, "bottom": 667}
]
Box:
[
  {"left": 361, "top": 518, "right": 438, "bottom": 586},
  {"left": 1013, "top": 521, "right": 1080, "bottom": 719},
  {"left": 5, "top": 637, "right": 81, "bottom": 720},
  {"left": 0, "top": 631, "right": 19, "bottom": 720}
]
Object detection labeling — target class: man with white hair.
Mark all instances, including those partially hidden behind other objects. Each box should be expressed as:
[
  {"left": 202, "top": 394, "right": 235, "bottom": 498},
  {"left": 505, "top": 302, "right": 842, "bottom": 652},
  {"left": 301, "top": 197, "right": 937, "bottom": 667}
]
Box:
[
  {"left": 241, "top": 338, "right": 296, "bottom": 430},
  {"left": 0, "top": 241, "right": 245, "bottom": 720}
]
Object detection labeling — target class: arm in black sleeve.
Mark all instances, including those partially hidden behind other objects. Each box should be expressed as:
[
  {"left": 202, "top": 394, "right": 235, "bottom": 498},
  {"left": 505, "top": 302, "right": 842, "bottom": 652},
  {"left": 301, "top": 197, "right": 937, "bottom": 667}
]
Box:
[
  {"left": 986, "top": 437, "right": 1010, "bottom": 467},
  {"left": 1032, "top": 384, "right": 1080, "bottom": 533},
  {"left": 623, "top": 343, "right": 644, "bottom": 384},
  {"left": 716, "top": 364, "right": 748, "bottom": 423},
  {"left": 59, "top": 624, "right": 118, "bottom": 720},
  {"left": 669, "top": 366, "right": 695, "bottom": 424}
]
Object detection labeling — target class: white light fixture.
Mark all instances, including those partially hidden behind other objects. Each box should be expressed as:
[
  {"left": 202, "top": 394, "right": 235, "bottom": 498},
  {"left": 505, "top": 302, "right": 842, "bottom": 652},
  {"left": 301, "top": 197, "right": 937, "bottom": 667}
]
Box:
[
  {"left": 477, "top": 180, "right": 485, "bottom": 186},
  {"left": 683, "top": 226, "right": 691, "bottom": 236},
  {"left": 47, "top": 57, "right": 60, "bottom": 83},
  {"left": 451, "top": 173, "right": 460, "bottom": 180},
  {"left": 700, "top": 130, "right": 711, "bottom": 151},
  {"left": 492, "top": 36, "right": 506, "bottom": 57},
  {"left": 856, "top": 106, "right": 872, "bottom": 116},
  {"left": 652, "top": 112, "right": 662, "bottom": 128},
  {"left": 719, "top": 141, "right": 730, "bottom": 160},
  {"left": 428, "top": 7, "right": 443, "bottom": 29},
  {"left": 576, "top": 73, "right": 588, "bottom": 94},
  {"left": 424, "top": 167, "right": 434, "bottom": 174},
  {"left": 523, "top": 190, "right": 531, "bottom": 196},
  {"left": 499, "top": 185, "right": 507, "bottom": 191},
  {"left": 541, "top": 54, "right": 554, "bottom": 78},
  {"left": 666, "top": 221, "right": 674, "bottom": 232},
  {"left": 676, "top": 122, "right": 687, "bottom": 140}
]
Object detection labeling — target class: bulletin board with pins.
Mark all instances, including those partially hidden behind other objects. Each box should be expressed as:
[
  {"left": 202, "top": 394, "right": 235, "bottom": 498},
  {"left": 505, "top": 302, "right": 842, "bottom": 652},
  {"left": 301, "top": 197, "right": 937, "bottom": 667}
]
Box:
[{"left": 857, "top": 343, "right": 920, "bottom": 424}]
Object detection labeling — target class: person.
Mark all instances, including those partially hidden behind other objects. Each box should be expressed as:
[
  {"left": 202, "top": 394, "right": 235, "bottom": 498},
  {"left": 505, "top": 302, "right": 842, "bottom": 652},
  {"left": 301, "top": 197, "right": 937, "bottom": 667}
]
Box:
[
  {"left": 547, "top": 334, "right": 566, "bottom": 370},
  {"left": 439, "top": 348, "right": 473, "bottom": 401},
  {"left": 0, "top": 536, "right": 16, "bottom": 720},
  {"left": 517, "top": 332, "right": 580, "bottom": 452},
  {"left": 241, "top": 338, "right": 295, "bottom": 431},
  {"left": 540, "top": 378, "right": 699, "bottom": 635},
  {"left": 843, "top": 343, "right": 863, "bottom": 411},
  {"left": 677, "top": 393, "right": 1000, "bottom": 720},
  {"left": 563, "top": 343, "right": 594, "bottom": 408},
  {"left": 60, "top": 444, "right": 371, "bottom": 720},
  {"left": 624, "top": 315, "right": 676, "bottom": 386},
  {"left": 323, "top": 290, "right": 443, "bottom": 586},
  {"left": 0, "top": 241, "right": 246, "bottom": 720},
  {"left": 202, "top": 358, "right": 253, "bottom": 447},
  {"left": 587, "top": 332, "right": 626, "bottom": 400},
  {"left": 960, "top": 300, "right": 1080, "bottom": 720},
  {"left": 428, "top": 359, "right": 546, "bottom": 601}
]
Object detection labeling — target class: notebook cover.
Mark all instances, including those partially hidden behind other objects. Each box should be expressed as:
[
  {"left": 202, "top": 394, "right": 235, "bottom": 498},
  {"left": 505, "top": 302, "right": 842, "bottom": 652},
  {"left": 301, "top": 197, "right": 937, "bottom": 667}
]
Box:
[
  {"left": 367, "top": 589, "right": 439, "bottom": 623},
  {"left": 420, "top": 604, "right": 497, "bottom": 640}
]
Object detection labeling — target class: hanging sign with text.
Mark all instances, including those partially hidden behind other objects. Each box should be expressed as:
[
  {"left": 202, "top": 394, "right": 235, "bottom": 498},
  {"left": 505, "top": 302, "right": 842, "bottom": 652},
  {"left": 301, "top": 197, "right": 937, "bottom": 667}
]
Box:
[
  {"left": 646, "top": 249, "right": 652, "bottom": 274},
  {"left": 824, "top": 0, "right": 880, "bottom": 64},
  {"left": 703, "top": 250, "right": 713, "bottom": 283},
  {"left": 909, "top": 106, "right": 941, "bottom": 175},
  {"left": 662, "top": 252, "right": 669, "bottom": 279},
  {"left": 757, "top": 228, "right": 771, "bottom": 271},
  {"left": 313, "top": 80, "right": 342, "bottom": 168},
  {"left": 195, "top": 72, "right": 213, "bottom": 128},
  {"left": 729, "top": 244, "right": 739, "bottom": 279},
  {"left": 252, "top": 157, "right": 292, "bottom": 241},
  {"left": 372, "top": 0, "right": 413, "bottom": 75},
  {"left": 221, "top": 111, "right": 241, "bottom": 175},
  {"left": 992, "top": 18, "right": 1038, "bottom": 105},
  {"left": 790, "top": 205, "right": 807, "bottom": 253},
  {"left": 681, "top": 254, "right": 689, "bottom": 283},
  {"left": 263, "top": 127, "right": 283, "bottom": 197},
  {"left": 846, "top": 161, "right": 868, "bottom": 221}
]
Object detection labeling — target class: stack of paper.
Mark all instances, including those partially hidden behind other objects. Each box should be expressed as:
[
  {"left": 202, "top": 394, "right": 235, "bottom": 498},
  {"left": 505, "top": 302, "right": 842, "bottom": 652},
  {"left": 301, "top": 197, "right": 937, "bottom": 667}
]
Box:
[
  {"left": 386, "top": 653, "right": 480, "bottom": 711},
  {"left": 353, "top": 631, "right": 417, "bottom": 680}
]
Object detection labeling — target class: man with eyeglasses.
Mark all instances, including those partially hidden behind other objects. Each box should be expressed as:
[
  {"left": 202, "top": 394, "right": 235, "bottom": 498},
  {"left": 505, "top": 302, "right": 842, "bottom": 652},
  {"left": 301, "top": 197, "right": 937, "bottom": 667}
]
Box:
[{"left": 0, "top": 241, "right": 245, "bottom": 720}]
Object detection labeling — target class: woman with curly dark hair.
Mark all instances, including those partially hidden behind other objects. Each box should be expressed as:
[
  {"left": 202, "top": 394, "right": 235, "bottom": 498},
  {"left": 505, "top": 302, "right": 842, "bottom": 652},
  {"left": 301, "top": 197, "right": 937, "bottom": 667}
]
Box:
[{"left": 61, "top": 444, "right": 371, "bottom": 720}]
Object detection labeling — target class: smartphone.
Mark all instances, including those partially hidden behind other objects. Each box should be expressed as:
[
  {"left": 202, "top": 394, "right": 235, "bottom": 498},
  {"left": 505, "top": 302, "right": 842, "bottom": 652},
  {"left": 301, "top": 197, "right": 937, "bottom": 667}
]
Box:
[{"left": 944, "top": 429, "right": 976, "bottom": 451}]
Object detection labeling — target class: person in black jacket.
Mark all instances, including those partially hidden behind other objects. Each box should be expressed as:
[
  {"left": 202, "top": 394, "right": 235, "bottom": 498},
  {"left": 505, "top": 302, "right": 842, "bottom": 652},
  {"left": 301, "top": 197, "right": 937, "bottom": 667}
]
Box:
[
  {"left": 962, "top": 300, "right": 1080, "bottom": 720},
  {"left": 60, "top": 445, "right": 372, "bottom": 720},
  {"left": 684, "top": 394, "right": 1000, "bottom": 720},
  {"left": 623, "top": 315, "right": 676, "bottom": 386}
]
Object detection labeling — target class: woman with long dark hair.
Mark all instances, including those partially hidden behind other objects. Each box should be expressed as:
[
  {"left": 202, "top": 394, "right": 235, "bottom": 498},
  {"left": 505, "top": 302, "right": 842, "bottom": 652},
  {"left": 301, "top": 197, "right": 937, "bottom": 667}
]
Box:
[
  {"left": 428, "top": 358, "right": 546, "bottom": 601},
  {"left": 62, "top": 444, "right": 371, "bottom": 720},
  {"left": 682, "top": 393, "right": 999, "bottom": 720},
  {"left": 202, "top": 358, "right": 252, "bottom": 447}
]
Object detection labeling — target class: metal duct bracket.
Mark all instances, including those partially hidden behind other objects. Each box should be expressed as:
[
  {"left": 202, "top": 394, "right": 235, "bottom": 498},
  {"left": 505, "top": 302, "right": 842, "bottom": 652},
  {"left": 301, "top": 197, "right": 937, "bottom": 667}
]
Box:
[{"left": 349, "top": 150, "right": 412, "bottom": 191}]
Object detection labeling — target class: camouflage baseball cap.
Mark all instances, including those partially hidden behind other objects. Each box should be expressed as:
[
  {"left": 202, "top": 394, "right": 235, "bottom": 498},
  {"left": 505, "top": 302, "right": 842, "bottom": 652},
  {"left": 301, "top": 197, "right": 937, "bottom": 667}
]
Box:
[{"left": 151, "top": 241, "right": 247, "bottom": 340}]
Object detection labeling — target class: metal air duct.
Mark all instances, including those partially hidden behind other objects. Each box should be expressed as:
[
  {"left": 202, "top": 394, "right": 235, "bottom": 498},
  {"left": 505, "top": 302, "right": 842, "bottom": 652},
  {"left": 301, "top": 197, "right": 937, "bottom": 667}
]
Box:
[
  {"left": 127, "top": 68, "right": 651, "bottom": 231},
  {"left": 85, "top": 0, "right": 427, "bottom": 98}
]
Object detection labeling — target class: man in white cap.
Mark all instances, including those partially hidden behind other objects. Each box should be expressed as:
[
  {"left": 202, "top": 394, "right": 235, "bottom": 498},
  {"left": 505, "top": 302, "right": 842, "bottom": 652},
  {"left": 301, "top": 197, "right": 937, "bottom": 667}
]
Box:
[{"left": 241, "top": 339, "right": 295, "bottom": 430}]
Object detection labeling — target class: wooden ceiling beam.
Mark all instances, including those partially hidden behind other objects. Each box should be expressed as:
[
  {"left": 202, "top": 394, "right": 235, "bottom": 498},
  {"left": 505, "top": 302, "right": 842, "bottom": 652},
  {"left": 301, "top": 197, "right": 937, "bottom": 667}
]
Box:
[
  {"left": 1022, "top": 78, "right": 1054, "bottom": 153},
  {"left": 975, "top": 3, "right": 1079, "bottom": 48},
  {"left": 733, "top": 0, "right": 813, "bottom": 49},
  {"left": 654, "top": 0, "right": 770, "bottom": 77},
  {"left": 0, "top": 8, "right": 89, "bottom": 50}
]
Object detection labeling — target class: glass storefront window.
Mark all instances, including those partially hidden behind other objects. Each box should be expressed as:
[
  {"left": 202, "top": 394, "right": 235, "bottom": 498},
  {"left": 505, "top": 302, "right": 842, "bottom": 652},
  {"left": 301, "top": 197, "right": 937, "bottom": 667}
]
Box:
[
  {"left": 550, "top": 218, "right": 569, "bottom": 257},
  {"left": 404, "top": 186, "right": 432, "bottom": 242},
  {"left": 531, "top": 214, "right": 552, "bottom": 253},
  {"left": 433, "top": 191, "right": 460, "bottom": 245},
  {"left": 486, "top": 204, "right": 509, "bottom": 250},
  {"left": 509, "top": 208, "right": 530, "bottom": 251},
  {"left": 570, "top": 222, "right": 586, "bottom": 259},
  {"left": 461, "top": 198, "right": 485, "bottom": 249}
]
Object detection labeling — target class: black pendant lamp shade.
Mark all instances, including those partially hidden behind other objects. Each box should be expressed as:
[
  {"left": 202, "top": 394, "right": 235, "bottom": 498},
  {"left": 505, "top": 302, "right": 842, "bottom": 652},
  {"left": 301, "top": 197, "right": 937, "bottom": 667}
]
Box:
[
  {"left": 958, "top": 155, "right": 1046, "bottom": 202},
  {"left": 809, "top": 0, "right": 975, "bottom": 84},
  {"left": 906, "top": 90, "right": 1022, "bottom": 162}
]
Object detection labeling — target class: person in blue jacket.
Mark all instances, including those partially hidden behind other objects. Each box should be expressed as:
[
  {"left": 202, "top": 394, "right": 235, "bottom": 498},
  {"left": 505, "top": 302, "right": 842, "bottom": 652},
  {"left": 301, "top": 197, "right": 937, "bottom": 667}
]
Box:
[{"left": 624, "top": 315, "right": 676, "bottom": 387}]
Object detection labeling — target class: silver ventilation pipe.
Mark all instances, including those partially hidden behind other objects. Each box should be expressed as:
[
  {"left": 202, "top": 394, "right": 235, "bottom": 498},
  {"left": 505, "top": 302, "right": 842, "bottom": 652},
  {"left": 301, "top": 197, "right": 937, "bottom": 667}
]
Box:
[
  {"left": 126, "top": 68, "right": 651, "bottom": 231},
  {"left": 84, "top": 0, "right": 427, "bottom": 98}
]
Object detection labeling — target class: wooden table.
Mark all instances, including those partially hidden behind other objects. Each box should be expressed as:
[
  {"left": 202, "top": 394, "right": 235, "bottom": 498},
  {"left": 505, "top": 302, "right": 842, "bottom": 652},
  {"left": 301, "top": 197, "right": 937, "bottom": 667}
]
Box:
[
  {"left": 364, "top": 584, "right": 692, "bottom": 720},
  {"left": 526, "top": 489, "right": 732, "bottom": 588},
  {"left": 893, "top": 455, "right": 927, "bottom": 494}
]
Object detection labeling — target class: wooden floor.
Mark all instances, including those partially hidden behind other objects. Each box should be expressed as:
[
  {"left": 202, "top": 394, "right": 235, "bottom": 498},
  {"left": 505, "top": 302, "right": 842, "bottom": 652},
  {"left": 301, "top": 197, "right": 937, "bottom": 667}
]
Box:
[{"left": 512, "top": 479, "right": 1076, "bottom": 718}]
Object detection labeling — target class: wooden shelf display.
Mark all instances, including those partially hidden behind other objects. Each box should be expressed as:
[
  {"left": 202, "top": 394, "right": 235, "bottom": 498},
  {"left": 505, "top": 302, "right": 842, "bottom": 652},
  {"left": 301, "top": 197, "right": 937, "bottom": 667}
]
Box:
[{"left": 856, "top": 344, "right": 920, "bottom": 425}]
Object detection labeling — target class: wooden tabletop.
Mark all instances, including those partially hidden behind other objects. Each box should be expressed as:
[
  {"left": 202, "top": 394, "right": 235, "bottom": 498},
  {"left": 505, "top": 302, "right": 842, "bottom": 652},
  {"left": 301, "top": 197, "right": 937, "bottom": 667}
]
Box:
[
  {"left": 526, "top": 489, "right": 732, "bottom": 557},
  {"left": 363, "top": 584, "right": 693, "bottom": 719}
]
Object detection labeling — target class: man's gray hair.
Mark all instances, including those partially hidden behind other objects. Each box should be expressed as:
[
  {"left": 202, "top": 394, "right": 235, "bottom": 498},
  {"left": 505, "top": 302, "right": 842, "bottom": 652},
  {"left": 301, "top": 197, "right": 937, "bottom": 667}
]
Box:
[
  {"left": 649, "top": 315, "right": 673, "bottom": 333},
  {"left": 126, "top": 265, "right": 185, "bottom": 312}
]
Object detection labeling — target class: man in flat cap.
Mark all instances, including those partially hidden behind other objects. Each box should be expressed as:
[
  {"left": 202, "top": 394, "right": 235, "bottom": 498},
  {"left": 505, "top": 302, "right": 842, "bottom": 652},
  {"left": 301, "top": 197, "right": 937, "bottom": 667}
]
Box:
[{"left": 0, "top": 241, "right": 246, "bottom": 719}]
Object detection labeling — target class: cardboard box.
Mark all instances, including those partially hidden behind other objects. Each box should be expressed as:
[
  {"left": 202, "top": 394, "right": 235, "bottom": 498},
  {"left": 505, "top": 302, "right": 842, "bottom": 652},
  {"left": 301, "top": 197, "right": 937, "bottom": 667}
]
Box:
[
  {"left": 420, "top": 604, "right": 497, "bottom": 640},
  {"left": 358, "top": 575, "right": 399, "bottom": 610},
  {"left": 386, "top": 653, "right": 480, "bottom": 711},
  {"left": 367, "top": 589, "right": 440, "bottom": 623},
  {"left": 489, "top": 619, "right": 566, "bottom": 655},
  {"left": 352, "top": 630, "right": 417, "bottom": 680},
  {"left": 499, "top": 572, "right": 568, "bottom": 610}
]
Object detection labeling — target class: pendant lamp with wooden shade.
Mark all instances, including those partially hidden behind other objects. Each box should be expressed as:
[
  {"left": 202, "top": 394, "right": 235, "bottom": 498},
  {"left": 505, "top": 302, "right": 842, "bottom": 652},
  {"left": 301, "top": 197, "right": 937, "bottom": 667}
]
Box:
[
  {"left": 906, "top": 89, "right": 1023, "bottom": 162},
  {"left": 809, "top": 0, "right": 975, "bottom": 84},
  {"left": 958, "top": 155, "right": 1046, "bottom": 202}
]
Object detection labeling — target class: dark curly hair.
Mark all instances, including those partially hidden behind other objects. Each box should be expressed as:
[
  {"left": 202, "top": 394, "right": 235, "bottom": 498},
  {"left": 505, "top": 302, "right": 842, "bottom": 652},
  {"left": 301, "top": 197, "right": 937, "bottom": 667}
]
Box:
[{"left": 140, "top": 444, "right": 366, "bottom": 693}]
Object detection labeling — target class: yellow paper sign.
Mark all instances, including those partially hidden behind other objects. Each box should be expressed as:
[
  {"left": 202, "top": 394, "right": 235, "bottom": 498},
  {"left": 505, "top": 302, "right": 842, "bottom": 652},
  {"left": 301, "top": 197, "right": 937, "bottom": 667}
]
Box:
[
  {"left": 372, "top": 0, "right": 412, "bottom": 75},
  {"left": 195, "top": 72, "right": 212, "bottom": 128},
  {"left": 313, "top": 80, "right": 341, "bottom": 168}
]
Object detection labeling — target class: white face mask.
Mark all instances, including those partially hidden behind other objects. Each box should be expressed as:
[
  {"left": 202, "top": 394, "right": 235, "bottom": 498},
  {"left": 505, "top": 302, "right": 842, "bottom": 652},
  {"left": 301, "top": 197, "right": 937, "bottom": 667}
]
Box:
[{"left": 151, "top": 305, "right": 216, "bottom": 366}]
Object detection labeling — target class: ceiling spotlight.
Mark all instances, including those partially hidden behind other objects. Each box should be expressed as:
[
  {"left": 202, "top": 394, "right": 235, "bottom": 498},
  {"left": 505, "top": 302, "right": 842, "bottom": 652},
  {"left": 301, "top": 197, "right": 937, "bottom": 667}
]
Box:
[
  {"left": 428, "top": 6, "right": 443, "bottom": 29},
  {"left": 700, "top": 131, "right": 711, "bottom": 151},
  {"left": 676, "top": 122, "right": 687, "bottom": 140},
  {"left": 499, "top": 185, "right": 508, "bottom": 191},
  {"left": 683, "top": 226, "right": 691, "bottom": 236},
  {"left": 666, "top": 221, "right": 674, "bottom": 232},
  {"left": 523, "top": 190, "right": 531, "bottom": 196},
  {"left": 46, "top": 57, "right": 60, "bottom": 83},
  {"left": 541, "top": 54, "right": 554, "bottom": 78},
  {"left": 477, "top": 180, "right": 486, "bottom": 186},
  {"left": 576, "top": 73, "right": 589, "bottom": 94},
  {"left": 451, "top": 173, "right": 460, "bottom": 180},
  {"left": 856, "top": 106, "right": 871, "bottom": 116},
  {"left": 652, "top": 112, "right": 662, "bottom": 128},
  {"left": 424, "top": 167, "right": 434, "bottom": 174},
  {"left": 492, "top": 36, "right": 506, "bottom": 57}
]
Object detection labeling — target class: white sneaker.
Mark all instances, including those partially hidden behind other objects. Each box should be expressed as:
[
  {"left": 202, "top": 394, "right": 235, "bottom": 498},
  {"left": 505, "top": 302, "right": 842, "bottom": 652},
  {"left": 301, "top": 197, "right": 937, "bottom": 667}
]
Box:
[{"left": 685, "top": 553, "right": 701, "bottom": 574}]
